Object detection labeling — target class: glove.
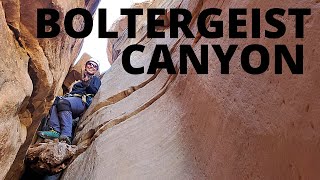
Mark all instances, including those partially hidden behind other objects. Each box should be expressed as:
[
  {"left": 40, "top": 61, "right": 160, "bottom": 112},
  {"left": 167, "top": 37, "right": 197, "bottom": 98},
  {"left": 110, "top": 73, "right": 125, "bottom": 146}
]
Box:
[{"left": 82, "top": 73, "right": 93, "bottom": 87}]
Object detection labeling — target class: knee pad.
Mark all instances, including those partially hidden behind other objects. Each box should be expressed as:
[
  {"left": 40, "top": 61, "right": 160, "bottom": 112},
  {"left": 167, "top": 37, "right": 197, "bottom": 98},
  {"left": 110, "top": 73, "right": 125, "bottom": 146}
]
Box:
[{"left": 57, "top": 99, "right": 71, "bottom": 112}]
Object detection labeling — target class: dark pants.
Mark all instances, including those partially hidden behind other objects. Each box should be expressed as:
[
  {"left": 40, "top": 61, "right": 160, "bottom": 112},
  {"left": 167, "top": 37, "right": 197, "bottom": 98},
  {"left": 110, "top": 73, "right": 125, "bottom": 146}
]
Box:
[{"left": 48, "top": 97, "right": 85, "bottom": 137}]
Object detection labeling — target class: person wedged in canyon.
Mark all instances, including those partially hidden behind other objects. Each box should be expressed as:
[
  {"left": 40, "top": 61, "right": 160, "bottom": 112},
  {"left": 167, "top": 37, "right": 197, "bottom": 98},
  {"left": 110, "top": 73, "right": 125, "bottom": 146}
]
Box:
[{"left": 37, "top": 59, "right": 101, "bottom": 144}]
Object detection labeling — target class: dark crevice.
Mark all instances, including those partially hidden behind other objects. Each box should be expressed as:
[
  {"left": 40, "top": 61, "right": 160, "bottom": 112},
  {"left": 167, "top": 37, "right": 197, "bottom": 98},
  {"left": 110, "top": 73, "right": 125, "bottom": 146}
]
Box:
[{"left": 8, "top": 23, "right": 24, "bottom": 48}]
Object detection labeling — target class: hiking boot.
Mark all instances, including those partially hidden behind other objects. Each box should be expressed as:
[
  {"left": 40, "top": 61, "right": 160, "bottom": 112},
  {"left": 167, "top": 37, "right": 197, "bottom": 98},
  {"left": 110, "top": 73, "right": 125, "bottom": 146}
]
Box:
[
  {"left": 37, "top": 130, "right": 60, "bottom": 140},
  {"left": 59, "top": 135, "right": 72, "bottom": 145}
]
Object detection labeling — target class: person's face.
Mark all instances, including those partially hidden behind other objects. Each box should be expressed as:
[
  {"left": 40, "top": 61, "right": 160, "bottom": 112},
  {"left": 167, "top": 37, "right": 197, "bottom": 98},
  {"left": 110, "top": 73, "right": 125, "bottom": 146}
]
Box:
[{"left": 85, "top": 61, "right": 98, "bottom": 75}]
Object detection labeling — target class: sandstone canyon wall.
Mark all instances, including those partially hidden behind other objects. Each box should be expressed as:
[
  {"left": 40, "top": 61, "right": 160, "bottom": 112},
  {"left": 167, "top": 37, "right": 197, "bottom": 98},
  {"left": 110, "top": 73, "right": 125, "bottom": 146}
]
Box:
[
  {"left": 0, "top": 0, "right": 100, "bottom": 179},
  {"left": 62, "top": 0, "right": 320, "bottom": 179}
]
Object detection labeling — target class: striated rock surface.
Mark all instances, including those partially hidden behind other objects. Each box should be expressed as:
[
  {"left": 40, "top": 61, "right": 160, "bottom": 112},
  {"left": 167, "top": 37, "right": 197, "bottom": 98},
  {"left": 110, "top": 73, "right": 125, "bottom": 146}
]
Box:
[
  {"left": 63, "top": 0, "right": 320, "bottom": 179},
  {"left": 0, "top": 0, "right": 100, "bottom": 179}
]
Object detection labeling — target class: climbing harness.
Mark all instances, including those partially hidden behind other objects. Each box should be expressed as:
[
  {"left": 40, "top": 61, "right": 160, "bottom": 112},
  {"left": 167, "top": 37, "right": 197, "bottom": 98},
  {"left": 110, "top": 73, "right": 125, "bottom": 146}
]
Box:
[{"left": 64, "top": 93, "right": 95, "bottom": 108}]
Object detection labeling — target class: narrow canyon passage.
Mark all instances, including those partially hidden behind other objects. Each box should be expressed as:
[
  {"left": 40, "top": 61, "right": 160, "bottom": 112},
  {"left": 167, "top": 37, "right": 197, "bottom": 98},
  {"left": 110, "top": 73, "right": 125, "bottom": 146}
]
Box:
[{"left": 0, "top": 0, "right": 319, "bottom": 179}]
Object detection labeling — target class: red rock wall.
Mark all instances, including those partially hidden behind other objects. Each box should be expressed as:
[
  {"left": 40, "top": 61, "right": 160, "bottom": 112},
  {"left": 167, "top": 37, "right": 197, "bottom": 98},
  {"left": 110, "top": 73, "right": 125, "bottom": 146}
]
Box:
[
  {"left": 63, "top": 0, "right": 320, "bottom": 179},
  {"left": 0, "top": 0, "right": 100, "bottom": 179}
]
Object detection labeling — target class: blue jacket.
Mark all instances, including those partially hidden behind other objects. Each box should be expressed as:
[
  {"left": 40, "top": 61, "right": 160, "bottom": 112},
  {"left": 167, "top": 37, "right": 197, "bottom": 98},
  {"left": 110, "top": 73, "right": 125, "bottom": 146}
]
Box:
[{"left": 70, "top": 76, "right": 101, "bottom": 96}]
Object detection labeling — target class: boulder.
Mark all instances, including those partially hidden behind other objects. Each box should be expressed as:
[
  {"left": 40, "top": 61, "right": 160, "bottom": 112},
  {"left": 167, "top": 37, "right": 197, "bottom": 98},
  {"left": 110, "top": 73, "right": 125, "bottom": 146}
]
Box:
[{"left": 25, "top": 140, "right": 78, "bottom": 175}]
